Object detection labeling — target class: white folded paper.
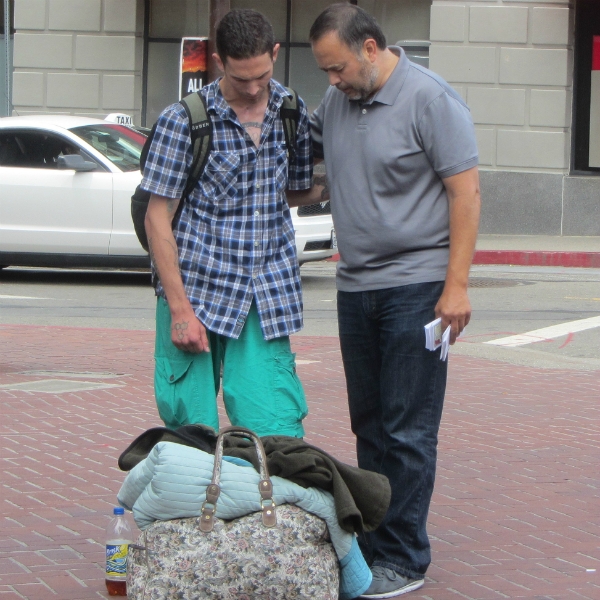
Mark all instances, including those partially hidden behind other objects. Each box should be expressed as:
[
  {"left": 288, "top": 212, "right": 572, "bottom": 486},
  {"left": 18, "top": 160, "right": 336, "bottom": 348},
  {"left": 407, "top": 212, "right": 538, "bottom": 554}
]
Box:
[
  {"left": 440, "top": 323, "right": 450, "bottom": 361},
  {"left": 424, "top": 318, "right": 450, "bottom": 361}
]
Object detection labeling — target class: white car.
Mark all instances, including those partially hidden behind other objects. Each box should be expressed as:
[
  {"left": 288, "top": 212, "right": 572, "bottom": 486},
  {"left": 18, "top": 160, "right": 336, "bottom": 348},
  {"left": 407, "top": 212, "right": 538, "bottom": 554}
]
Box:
[{"left": 0, "top": 115, "right": 336, "bottom": 270}]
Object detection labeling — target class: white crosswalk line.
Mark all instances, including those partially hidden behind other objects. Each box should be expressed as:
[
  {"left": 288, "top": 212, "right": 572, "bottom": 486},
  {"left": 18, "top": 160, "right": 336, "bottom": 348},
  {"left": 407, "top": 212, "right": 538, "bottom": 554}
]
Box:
[
  {"left": 0, "top": 294, "right": 52, "bottom": 300},
  {"left": 485, "top": 315, "right": 600, "bottom": 347}
]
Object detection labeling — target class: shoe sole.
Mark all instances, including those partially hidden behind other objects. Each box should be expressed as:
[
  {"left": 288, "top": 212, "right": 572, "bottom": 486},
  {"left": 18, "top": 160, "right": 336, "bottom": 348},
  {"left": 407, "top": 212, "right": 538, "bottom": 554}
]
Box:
[{"left": 359, "top": 578, "right": 425, "bottom": 599}]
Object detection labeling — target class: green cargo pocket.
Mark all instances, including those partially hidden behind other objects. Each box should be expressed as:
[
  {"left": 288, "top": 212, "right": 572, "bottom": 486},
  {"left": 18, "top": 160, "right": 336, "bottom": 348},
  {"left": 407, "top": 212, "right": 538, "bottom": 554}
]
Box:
[
  {"left": 154, "top": 356, "right": 197, "bottom": 430},
  {"left": 273, "top": 352, "right": 308, "bottom": 435}
]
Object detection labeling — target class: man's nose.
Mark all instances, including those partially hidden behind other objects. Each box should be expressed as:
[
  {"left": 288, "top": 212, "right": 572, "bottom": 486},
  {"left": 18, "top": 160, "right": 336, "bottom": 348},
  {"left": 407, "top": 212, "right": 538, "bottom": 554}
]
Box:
[
  {"left": 328, "top": 72, "right": 341, "bottom": 86},
  {"left": 246, "top": 82, "right": 261, "bottom": 96}
]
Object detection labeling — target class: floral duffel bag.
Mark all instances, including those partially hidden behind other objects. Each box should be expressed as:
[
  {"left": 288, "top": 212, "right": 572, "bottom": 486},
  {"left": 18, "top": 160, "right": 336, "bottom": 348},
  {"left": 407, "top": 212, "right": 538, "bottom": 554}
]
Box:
[{"left": 126, "top": 426, "right": 340, "bottom": 600}]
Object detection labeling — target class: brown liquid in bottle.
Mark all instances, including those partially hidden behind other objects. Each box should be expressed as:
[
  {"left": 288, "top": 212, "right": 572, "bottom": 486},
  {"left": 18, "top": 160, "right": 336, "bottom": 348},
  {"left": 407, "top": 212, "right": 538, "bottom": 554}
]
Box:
[{"left": 105, "top": 579, "right": 127, "bottom": 596}]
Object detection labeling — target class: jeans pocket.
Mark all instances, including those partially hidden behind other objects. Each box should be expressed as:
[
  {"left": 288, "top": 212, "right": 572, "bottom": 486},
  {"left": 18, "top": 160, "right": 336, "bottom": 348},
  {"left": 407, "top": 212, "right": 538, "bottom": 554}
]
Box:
[
  {"left": 273, "top": 352, "right": 308, "bottom": 431},
  {"left": 154, "top": 356, "right": 197, "bottom": 429}
]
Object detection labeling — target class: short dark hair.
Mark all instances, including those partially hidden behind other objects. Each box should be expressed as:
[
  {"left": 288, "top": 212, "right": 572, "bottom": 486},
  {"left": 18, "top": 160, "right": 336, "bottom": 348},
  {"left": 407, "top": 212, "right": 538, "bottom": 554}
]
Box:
[
  {"left": 309, "top": 3, "right": 387, "bottom": 53},
  {"left": 216, "top": 9, "right": 275, "bottom": 63}
]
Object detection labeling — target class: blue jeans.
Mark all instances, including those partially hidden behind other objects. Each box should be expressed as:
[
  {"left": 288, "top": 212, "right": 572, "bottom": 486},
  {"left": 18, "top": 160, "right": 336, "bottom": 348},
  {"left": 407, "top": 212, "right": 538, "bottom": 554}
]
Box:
[{"left": 337, "top": 282, "right": 447, "bottom": 580}]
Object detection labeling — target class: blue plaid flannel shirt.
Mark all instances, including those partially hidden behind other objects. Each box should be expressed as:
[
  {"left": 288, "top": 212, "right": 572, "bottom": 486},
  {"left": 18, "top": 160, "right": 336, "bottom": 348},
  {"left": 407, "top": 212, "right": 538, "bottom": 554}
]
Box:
[{"left": 141, "top": 79, "right": 313, "bottom": 340}]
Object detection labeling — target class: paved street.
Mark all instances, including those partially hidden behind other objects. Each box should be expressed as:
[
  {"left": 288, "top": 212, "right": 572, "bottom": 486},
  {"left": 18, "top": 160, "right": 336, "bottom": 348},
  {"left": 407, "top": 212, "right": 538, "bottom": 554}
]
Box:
[
  {"left": 0, "top": 264, "right": 599, "bottom": 599},
  {"left": 2, "top": 262, "right": 600, "bottom": 366}
]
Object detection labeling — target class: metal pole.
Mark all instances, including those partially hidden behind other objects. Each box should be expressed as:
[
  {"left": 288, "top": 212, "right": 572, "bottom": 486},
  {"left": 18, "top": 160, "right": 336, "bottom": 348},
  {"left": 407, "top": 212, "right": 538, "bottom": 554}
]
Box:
[
  {"left": 208, "top": 0, "right": 229, "bottom": 83},
  {"left": 4, "top": 0, "right": 10, "bottom": 115},
  {"left": 284, "top": 0, "right": 291, "bottom": 86},
  {"left": 141, "top": 0, "right": 150, "bottom": 126}
]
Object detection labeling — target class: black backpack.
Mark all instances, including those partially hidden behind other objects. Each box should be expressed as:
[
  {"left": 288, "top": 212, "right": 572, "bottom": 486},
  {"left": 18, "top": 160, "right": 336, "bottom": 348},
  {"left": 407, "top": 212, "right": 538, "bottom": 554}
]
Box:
[{"left": 131, "top": 88, "right": 300, "bottom": 253}]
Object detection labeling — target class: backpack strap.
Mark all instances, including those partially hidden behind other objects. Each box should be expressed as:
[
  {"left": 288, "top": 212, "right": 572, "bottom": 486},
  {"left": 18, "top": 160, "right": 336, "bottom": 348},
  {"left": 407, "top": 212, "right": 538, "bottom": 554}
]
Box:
[
  {"left": 180, "top": 91, "right": 213, "bottom": 199},
  {"left": 139, "top": 121, "right": 158, "bottom": 173},
  {"left": 280, "top": 87, "right": 300, "bottom": 165},
  {"left": 152, "top": 90, "right": 212, "bottom": 229},
  {"left": 133, "top": 92, "right": 211, "bottom": 271}
]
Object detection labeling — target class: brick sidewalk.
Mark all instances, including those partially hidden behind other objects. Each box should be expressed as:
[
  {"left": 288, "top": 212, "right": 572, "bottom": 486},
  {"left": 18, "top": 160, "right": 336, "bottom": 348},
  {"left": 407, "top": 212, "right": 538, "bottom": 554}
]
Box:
[{"left": 0, "top": 324, "right": 598, "bottom": 599}]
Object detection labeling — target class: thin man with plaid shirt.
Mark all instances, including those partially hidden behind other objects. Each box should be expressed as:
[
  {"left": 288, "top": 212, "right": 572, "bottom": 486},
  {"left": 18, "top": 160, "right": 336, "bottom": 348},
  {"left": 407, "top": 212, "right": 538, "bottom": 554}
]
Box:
[{"left": 142, "top": 10, "right": 327, "bottom": 437}]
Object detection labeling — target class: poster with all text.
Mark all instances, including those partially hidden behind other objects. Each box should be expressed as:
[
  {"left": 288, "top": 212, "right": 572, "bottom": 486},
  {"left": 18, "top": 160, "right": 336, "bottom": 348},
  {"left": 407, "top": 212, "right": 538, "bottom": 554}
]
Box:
[{"left": 180, "top": 38, "right": 208, "bottom": 99}]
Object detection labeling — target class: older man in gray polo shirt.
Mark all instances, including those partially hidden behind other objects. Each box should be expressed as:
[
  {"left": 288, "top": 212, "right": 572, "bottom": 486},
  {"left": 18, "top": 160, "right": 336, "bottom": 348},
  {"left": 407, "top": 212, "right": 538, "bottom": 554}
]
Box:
[{"left": 304, "top": 4, "right": 480, "bottom": 598}]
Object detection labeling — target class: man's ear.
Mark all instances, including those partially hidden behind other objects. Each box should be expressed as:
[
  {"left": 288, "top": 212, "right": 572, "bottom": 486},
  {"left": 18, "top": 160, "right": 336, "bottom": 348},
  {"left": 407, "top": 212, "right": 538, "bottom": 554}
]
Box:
[
  {"left": 212, "top": 53, "right": 225, "bottom": 73},
  {"left": 363, "top": 38, "right": 378, "bottom": 63},
  {"left": 272, "top": 43, "right": 281, "bottom": 63}
]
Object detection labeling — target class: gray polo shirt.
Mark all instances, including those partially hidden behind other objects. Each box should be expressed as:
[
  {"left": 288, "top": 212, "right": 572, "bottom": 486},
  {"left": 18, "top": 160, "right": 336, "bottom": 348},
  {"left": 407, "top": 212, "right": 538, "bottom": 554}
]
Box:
[{"left": 311, "top": 47, "right": 478, "bottom": 292}]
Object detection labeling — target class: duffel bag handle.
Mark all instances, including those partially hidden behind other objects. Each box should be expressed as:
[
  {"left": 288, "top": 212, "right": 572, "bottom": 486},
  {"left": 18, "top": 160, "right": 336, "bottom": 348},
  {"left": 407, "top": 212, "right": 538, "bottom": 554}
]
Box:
[{"left": 200, "top": 426, "right": 276, "bottom": 532}]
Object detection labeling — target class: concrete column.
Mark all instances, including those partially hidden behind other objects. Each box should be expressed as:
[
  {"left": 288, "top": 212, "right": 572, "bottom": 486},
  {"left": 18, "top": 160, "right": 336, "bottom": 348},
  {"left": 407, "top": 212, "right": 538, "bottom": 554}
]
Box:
[
  {"left": 430, "top": 0, "right": 573, "bottom": 174},
  {"left": 429, "top": 0, "right": 581, "bottom": 235}
]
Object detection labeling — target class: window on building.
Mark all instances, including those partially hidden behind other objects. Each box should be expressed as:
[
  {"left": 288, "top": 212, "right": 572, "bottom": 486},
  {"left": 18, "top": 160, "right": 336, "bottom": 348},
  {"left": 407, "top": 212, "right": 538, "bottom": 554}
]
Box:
[
  {"left": 143, "top": 0, "right": 432, "bottom": 125},
  {"left": 359, "top": 0, "right": 431, "bottom": 59},
  {"left": 573, "top": 0, "right": 600, "bottom": 172},
  {"left": 144, "top": 0, "right": 209, "bottom": 125},
  {"left": 1, "top": 0, "right": 14, "bottom": 117}
]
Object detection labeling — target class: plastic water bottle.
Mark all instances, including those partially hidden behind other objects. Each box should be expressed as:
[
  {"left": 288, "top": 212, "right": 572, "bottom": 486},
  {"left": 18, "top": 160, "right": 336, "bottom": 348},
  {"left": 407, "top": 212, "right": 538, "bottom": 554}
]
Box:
[{"left": 105, "top": 507, "right": 133, "bottom": 596}]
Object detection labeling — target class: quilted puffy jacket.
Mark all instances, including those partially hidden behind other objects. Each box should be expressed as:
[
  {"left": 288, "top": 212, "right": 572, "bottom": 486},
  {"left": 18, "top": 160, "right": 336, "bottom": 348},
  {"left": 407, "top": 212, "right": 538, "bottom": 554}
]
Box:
[{"left": 117, "top": 441, "right": 371, "bottom": 600}]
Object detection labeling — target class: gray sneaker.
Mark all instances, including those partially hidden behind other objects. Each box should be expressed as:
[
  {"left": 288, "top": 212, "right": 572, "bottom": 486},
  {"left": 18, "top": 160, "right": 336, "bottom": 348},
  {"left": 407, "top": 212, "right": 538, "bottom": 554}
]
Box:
[{"left": 359, "top": 566, "right": 425, "bottom": 598}]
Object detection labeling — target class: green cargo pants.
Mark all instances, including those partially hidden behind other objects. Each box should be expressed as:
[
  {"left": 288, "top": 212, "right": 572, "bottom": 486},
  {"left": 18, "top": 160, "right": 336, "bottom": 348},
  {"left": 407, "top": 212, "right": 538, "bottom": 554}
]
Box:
[{"left": 154, "top": 297, "right": 307, "bottom": 437}]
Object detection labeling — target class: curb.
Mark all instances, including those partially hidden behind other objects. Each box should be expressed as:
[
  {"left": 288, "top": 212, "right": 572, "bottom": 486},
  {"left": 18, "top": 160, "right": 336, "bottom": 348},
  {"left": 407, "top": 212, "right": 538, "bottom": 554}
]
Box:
[
  {"left": 472, "top": 250, "right": 600, "bottom": 268},
  {"left": 328, "top": 251, "right": 600, "bottom": 268}
]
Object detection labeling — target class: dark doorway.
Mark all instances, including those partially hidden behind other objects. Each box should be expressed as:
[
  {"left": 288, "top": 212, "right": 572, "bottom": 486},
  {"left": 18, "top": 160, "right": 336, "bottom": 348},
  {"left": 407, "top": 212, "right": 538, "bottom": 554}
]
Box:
[{"left": 572, "top": 0, "right": 600, "bottom": 172}]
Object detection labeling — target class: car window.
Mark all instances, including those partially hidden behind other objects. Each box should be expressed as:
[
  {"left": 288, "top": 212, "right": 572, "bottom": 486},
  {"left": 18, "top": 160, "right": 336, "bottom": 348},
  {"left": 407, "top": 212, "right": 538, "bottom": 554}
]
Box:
[
  {"left": 70, "top": 124, "right": 146, "bottom": 172},
  {"left": 0, "top": 131, "right": 90, "bottom": 169}
]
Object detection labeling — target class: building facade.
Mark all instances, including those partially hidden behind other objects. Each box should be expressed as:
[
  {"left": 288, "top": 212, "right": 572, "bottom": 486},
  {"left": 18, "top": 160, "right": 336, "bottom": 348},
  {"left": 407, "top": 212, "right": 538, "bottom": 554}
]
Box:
[
  {"left": 4, "top": 0, "right": 600, "bottom": 235},
  {"left": 430, "top": 0, "right": 599, "bottom": 236}
]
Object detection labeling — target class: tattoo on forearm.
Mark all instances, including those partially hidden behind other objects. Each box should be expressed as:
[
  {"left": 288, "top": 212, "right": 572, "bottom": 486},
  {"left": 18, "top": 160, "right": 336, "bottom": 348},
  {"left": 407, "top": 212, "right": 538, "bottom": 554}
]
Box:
[
  {"left": 148, "top": 236, "right": 161, "bottom": 280},
  {"left": 166, "top": 238, "right": 180, "bottom": 272},
  {"left": 148, "top": 236, "right": 156, "bottom": 263},
  {"left": 147, "top": 235, "right": 180, "bottom": 278},
  {"left": 173, "top": 321, "right": 188, "bottom": 340}
]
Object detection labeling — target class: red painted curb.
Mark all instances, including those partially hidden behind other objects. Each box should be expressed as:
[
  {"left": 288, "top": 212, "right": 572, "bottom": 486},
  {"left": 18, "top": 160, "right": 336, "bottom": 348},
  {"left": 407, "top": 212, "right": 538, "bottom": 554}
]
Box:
[
  {"left": 328, "top": 251, "right": 600, "bottom": 268},
  {"left": 473, "top": 250, "right": 600, "bottom": 268}
]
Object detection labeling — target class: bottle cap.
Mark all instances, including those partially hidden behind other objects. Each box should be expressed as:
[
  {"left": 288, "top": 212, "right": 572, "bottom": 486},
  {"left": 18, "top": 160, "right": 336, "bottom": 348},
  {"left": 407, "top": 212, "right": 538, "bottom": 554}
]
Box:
[{"left": 113, "top": 507, "right": 125, "bottom": 515}]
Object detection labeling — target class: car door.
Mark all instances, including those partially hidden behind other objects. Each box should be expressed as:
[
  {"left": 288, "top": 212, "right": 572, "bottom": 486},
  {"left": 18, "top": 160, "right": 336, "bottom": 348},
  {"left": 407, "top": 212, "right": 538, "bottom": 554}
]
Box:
[
  {"left": 110, "top": 170, "right": 146, "bottom": 255},
  {"left": 66, "top": 122, "right": 148, "bottom": 257},
  {"left": 0, "top": 129, "right": 113, "bottom": 255}
]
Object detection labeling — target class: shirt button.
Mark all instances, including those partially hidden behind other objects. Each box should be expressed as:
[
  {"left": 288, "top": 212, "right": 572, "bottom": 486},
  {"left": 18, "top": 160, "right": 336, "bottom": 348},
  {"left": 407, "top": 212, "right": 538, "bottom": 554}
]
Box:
[
  {"left": 253, "top": 273, "right": 258, "bottom": 279},
  {"left": 254, "top": 241, "right": 259, "bottom": 247},
  {"left": 255, "top": 184, "right": 261, "bottom": 190},
  {"left": 362, "top": 108, "right": 367, "bottom": 114},
  {"left": 254, "top": 210, "right": 260, "bottom": 216}
]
